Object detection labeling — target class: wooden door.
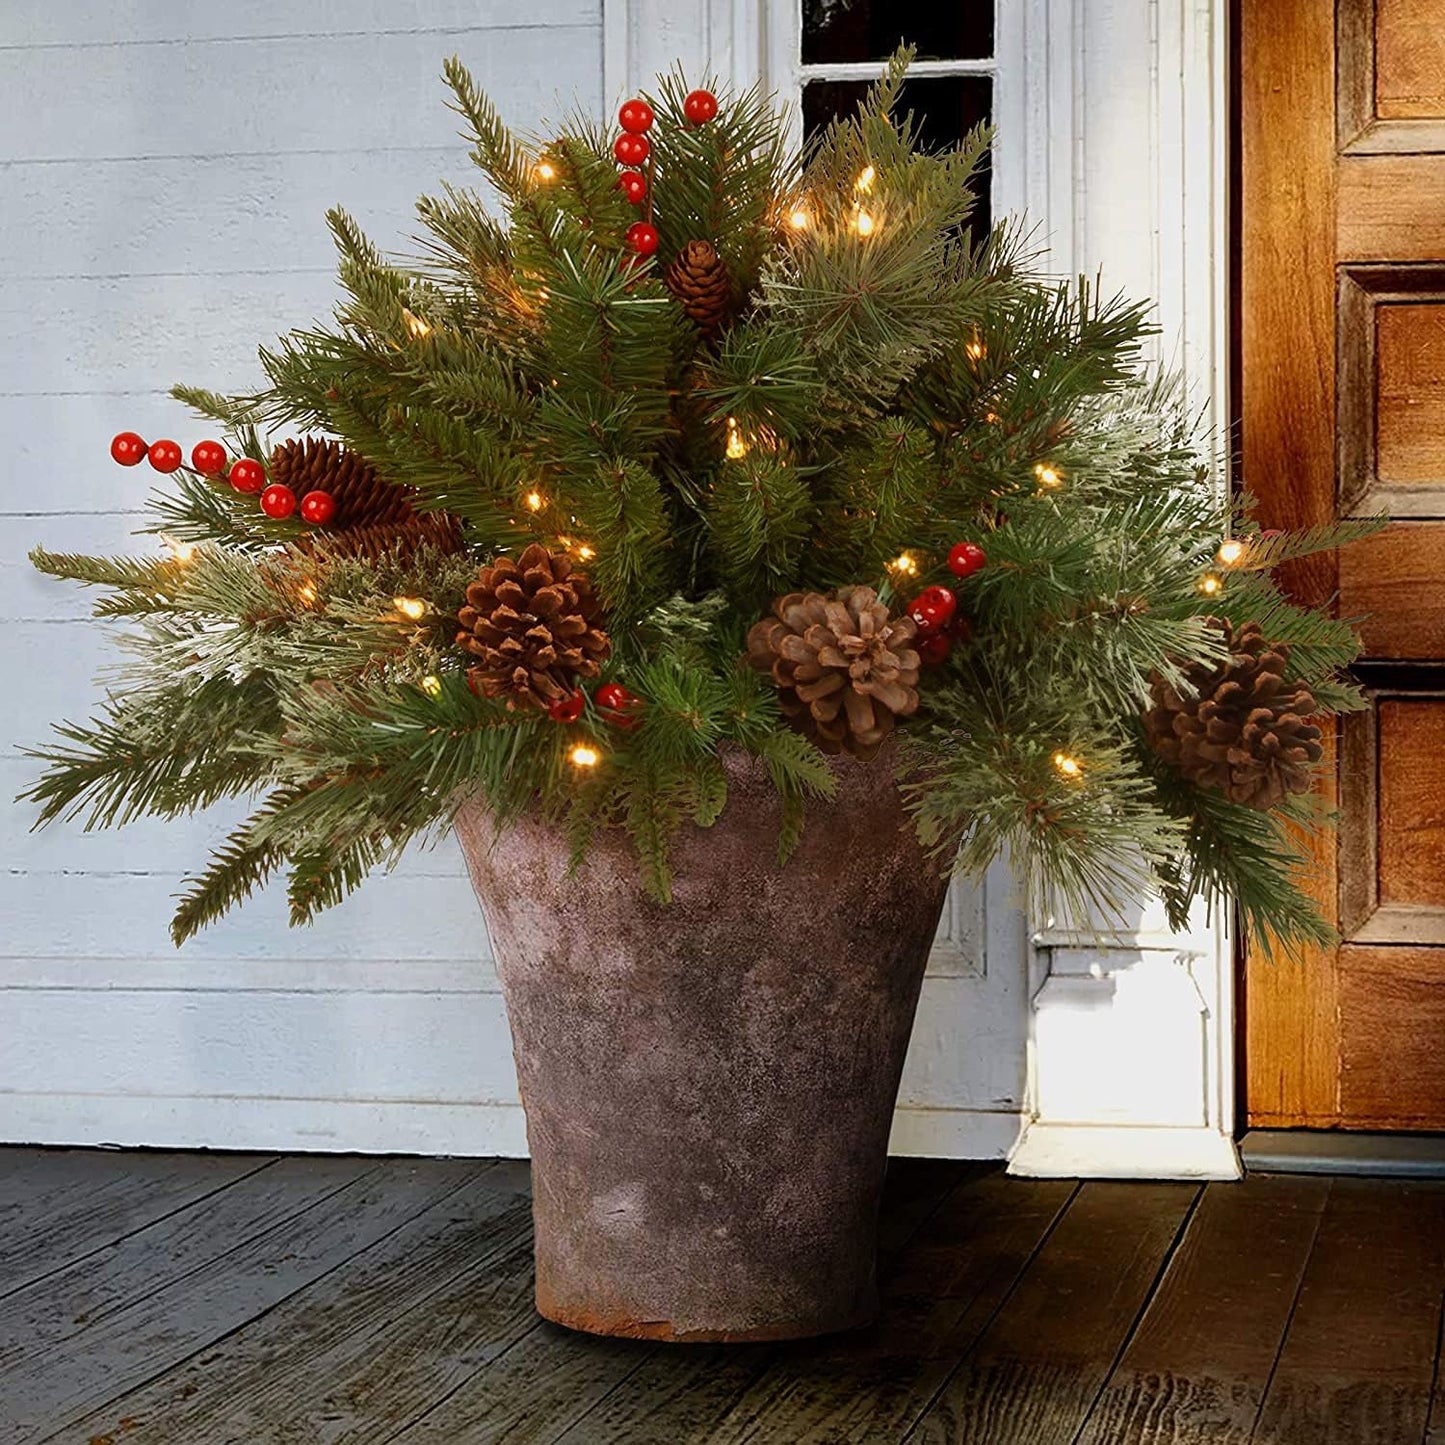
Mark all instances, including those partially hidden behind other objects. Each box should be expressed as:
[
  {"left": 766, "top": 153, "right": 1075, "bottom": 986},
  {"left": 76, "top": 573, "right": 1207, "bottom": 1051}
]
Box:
[{"left": 1242, "top": 0, "right": 1445, "bottom": 1129}]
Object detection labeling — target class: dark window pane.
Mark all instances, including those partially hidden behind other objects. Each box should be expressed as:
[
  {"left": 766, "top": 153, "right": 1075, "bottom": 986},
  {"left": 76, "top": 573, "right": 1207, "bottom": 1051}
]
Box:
[
  {"left": 802, "top": 76, "right": 993, "bottom": 239},
  {"left": 802, "top": 0, "right": 994, "bottom": 64}
]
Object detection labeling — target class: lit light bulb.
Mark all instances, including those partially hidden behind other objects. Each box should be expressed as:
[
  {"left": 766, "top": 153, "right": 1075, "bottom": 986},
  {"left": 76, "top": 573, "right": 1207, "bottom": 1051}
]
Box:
[
  {"left": 1034, "top": 463, "right": 1063, "bottom": 489},
  {"left": 420, "top": 674, "right": 442, "bottom": 697},
  {"left": 524, "top": 490, "right": 544, "bottom": 512},
  {"left": 853, "top": 209, "right": 877, "bottom": 237},
  {"left": 966, "top": 337, "right": 986, "bottom": 362},
  {"left": 576, "top": 543, "right": 595, "bottom": 561},
  {"left": 569, "top": 743, "right": 600, "bottom": 769},
  {"left": 160, "top": 534, "right": 196, "bottom": 563},
  {"left": 788, "top": 208, "right": 810, "bottom": 231},
  {"left": 855, "top": 164, "right": 876, "bottom": 193},
  {"left": 297, "top": 580, "right": 318, "bottom": 606},
  {"left": 393, "top": 596, "right": 427, "bottom": 620},
  {"left": 1216, "top": 538, "right": 1244, "bottom": 566},
  {"left": 726, "top": 417, "right": 748, "bottom": 460},
  {"left": 891, "top": 553, "right": 918, "bottom": 577},
  {"left": 535, "top": 161, "right": 557, "bottom": 182},
  {"left": 1198, "top": 573, "right": 1223, "bottom": 596},
  {"left": 402, "top": 308, "right": 432, "bottom": 339},
  {"left": 1053, "top": 752, "right": 1083, "bottom": 779},
  {"left": 984, "top": 410, "right": 1000, "bottom": 425}
]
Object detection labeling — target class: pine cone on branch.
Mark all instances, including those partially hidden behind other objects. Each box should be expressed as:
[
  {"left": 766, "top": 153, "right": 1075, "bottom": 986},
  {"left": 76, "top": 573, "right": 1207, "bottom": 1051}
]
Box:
[
  {"left": 1142, "top": 619, "right": 1324, "bottom": 809},
  {"left": 307, "top": 513, "right": 464, "bottom": 563},
  {"left": 663, "top": 240, "right": 731, "bottom": 339},
  {"left": 272, "top": 438, "right": 463, "bottom": 561},
  {"left": 747, "top": 586, "right": 921, "bottom": 759},
  {"left": 456, "top": 544, "right": 610, "bottom": 710}
]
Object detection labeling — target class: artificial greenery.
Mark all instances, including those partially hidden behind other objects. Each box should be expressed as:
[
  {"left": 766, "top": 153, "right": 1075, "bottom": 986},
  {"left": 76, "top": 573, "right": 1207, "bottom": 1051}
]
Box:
[{"left": 24, "top": 53, "right": 1375, "bottom": 951}]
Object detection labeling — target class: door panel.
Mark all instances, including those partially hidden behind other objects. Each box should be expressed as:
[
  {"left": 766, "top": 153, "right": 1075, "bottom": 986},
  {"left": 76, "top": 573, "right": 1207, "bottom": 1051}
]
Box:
[
  {"left": 1339, "top": 947, "right": 1445, "bottom": 1127},
  {"left": 1242, "top": 0, "right": 1445, "bottom": 1129}
]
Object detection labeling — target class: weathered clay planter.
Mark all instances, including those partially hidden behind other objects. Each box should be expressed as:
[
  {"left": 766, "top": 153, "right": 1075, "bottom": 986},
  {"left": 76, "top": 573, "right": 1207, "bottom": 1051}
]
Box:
[{"left": 453, "top": 746, "right": 949, "bottom": 1342}]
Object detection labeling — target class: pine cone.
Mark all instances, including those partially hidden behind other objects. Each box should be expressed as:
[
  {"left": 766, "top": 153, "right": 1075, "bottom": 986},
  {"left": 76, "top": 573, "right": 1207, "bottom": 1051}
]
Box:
[
  {"left": 663, "top": 240, "right": 731, "bottom": 338},
  {"left": 456, "top": 544, "right": 610, "bottom": 710},
  {"left": 1142, "top": 619, "right": 1324, "bottom": 809},
  {"left": 307, "top": 513, "right": 464, "bottom": 563},
  {"left": 747, "top": 586, "right": 921, "bottom": 759},
  {"left": 272, "top": 438, "right": 463, "bottom": 561}
]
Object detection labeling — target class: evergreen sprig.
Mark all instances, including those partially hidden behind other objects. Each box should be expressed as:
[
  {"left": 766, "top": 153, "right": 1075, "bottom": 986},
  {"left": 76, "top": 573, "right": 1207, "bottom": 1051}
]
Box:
[{"left": 23, "top": 52, "right": 1369, "bottom": 954}]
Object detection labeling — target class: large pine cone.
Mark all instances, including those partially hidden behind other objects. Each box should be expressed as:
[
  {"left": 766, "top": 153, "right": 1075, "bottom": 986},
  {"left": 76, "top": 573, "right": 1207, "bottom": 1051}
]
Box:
[
  {"left": 272, "top": 438, "right": 462, "bottom": 561},
  {"left": 456, "top": 544, "right": 610, "bottom": 710},
  {"left": 663, "top": 240, "right": 731, "bottom": 338},
  {"left": 747, "top": 586, "right": 921, "bottom": 759},
  {"left": 1142, "top": 619, "right": 1324, "bottom": 809}
]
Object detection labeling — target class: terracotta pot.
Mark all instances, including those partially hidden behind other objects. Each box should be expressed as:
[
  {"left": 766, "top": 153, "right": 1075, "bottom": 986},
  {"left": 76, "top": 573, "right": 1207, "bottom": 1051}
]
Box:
[{"left": 453, "top": 746, "right": 949, "bottom": 1342}]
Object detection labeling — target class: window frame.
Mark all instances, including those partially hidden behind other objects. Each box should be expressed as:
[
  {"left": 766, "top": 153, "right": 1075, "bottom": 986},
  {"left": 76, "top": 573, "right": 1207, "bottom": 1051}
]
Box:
[{"left": 763, "top": 1, "right": 1032, "bottom": 229}]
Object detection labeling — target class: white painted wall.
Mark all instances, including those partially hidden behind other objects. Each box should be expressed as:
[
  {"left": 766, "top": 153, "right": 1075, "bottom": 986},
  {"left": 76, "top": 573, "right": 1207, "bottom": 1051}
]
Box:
[
  {"left": 0, "top": 1, "right": 605, "bottom": 1156},
  {"left": 0, "top": 0, "right": 1030, "bottom": 1158}
]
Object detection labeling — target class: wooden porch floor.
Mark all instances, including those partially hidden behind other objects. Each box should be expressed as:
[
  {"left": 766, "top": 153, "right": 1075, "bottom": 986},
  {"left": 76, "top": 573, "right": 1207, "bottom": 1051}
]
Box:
[{"left": 1, "top": 1149, "right": 1442, "bottom": 1444}]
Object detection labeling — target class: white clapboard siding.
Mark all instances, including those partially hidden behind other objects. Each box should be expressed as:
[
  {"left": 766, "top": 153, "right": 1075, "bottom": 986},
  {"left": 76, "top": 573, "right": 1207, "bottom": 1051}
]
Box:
[{"left": 1, "top": 0, "right": 1027, "bottom": 1158}]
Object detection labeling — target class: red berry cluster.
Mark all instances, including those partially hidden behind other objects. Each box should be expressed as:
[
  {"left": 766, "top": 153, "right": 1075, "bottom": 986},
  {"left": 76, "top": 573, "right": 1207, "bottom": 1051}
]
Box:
[
  {"left": 110, "top": 432, "right": 335, "bottom": 527},
  {"left": 545, "top": 680, "right": 644, "bottom": 727},
  {"left": 905, "top": 542, "right": 988, "bottom": 666},
  {"left": 612, "top": 88, "right": 718, "bottom": 261}
]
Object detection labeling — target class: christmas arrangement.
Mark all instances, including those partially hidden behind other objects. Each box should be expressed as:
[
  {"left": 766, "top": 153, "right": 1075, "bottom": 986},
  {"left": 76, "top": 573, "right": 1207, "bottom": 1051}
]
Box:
[{"left": 25, "top": 55, "right": 1373, "bottom": 953}]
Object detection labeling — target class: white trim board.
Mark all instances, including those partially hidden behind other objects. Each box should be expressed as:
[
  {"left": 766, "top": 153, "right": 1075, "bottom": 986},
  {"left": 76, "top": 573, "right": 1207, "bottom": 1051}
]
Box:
[{"left": 2, "top": 1093, "right": 1026, "bottom": 1164}]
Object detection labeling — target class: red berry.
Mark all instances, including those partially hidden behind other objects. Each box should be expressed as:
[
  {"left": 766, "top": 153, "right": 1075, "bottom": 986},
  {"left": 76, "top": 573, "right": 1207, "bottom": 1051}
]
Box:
[
  {"left": 683, "top": 89, "right": 719, "bottom": 125},
  {"left": 917, "top": 632, "right": 953, "bottom": 667},
  {"left": 110, "top": 431, "right": 148, "bottom": 466},
  {"left": 947, "top": 541, "right": 987, "bottom": 578},
  {"left": 613, "top": 132, "right": 650, "bottom": 166},
  {"left": 618, "top": 98, "right": 655, "bottom": 134},
  {"left": 914, "top": 584, "right": 957, "bottom": 625},
  {"left": 596, "top": 681, "right": 642, "bottom": 729},
  {"left": 299, "top": 489, "right": 336, "bottom": 525},
  {"left": 625, "top": 221, "right": 660, "bottom": 256},
  {"left": 190, "top": 439, "right": 228, "bottom": 475},
  {"left": 617, "top": 170, "right": 648, "bottom": 205},
  {"left": 908, "top": 598, "right": 949, "bottom": 636},
  {"left": 147, "top": 439, "right": 183, "bottom": 473},
  {"left": 547, "top": 692, "right": 585, "bottom": 723},
  {"left": 260, "top": 484, "right": 296, "bottom": 520},
  {"left": 228, "top": 457, "right": 266, "bottom": 493}
]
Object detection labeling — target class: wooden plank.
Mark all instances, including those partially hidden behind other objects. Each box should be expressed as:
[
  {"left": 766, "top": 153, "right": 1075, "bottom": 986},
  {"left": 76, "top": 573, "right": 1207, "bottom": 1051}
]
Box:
[
  {"left": 0, "top": 30, "right": 601, "bottom": 166},
  {"left": 550, "top": 1159, "right": 981, "bottom": 1445},
  {"left": 651, "top": 1173, "right": 1078, "bottom": 1445},
  {"left": 72, "top": 1162, "right": 534, "bottom": 1445},
  {"left": 0, "top": 1158, "right": 482, "bottom": 1442},
  {"left": 1239, "top": 0, "right": 1343, "bottom": 1130},
  {"left": 395, "top": 1319, "right": 664, "bottom": 1445},
  {"left": 0, "top": 1149, "right": 271, "bottom": 1297},
  {"left": 1253, "top": 1178, "right": 1445, "bottom": 1443},
  {"left": 0, "top": 1154, "right": 366, "bottom": 1377},
  {"left": 5, "top": 1, "right": 598, "bottom": 48},
  {"left": 1075, "top": 1176, "right": 1329, "bottom": 1445},
  {"left": 907, "top": 1181, "right": 1200, "bottom": 1444}
]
